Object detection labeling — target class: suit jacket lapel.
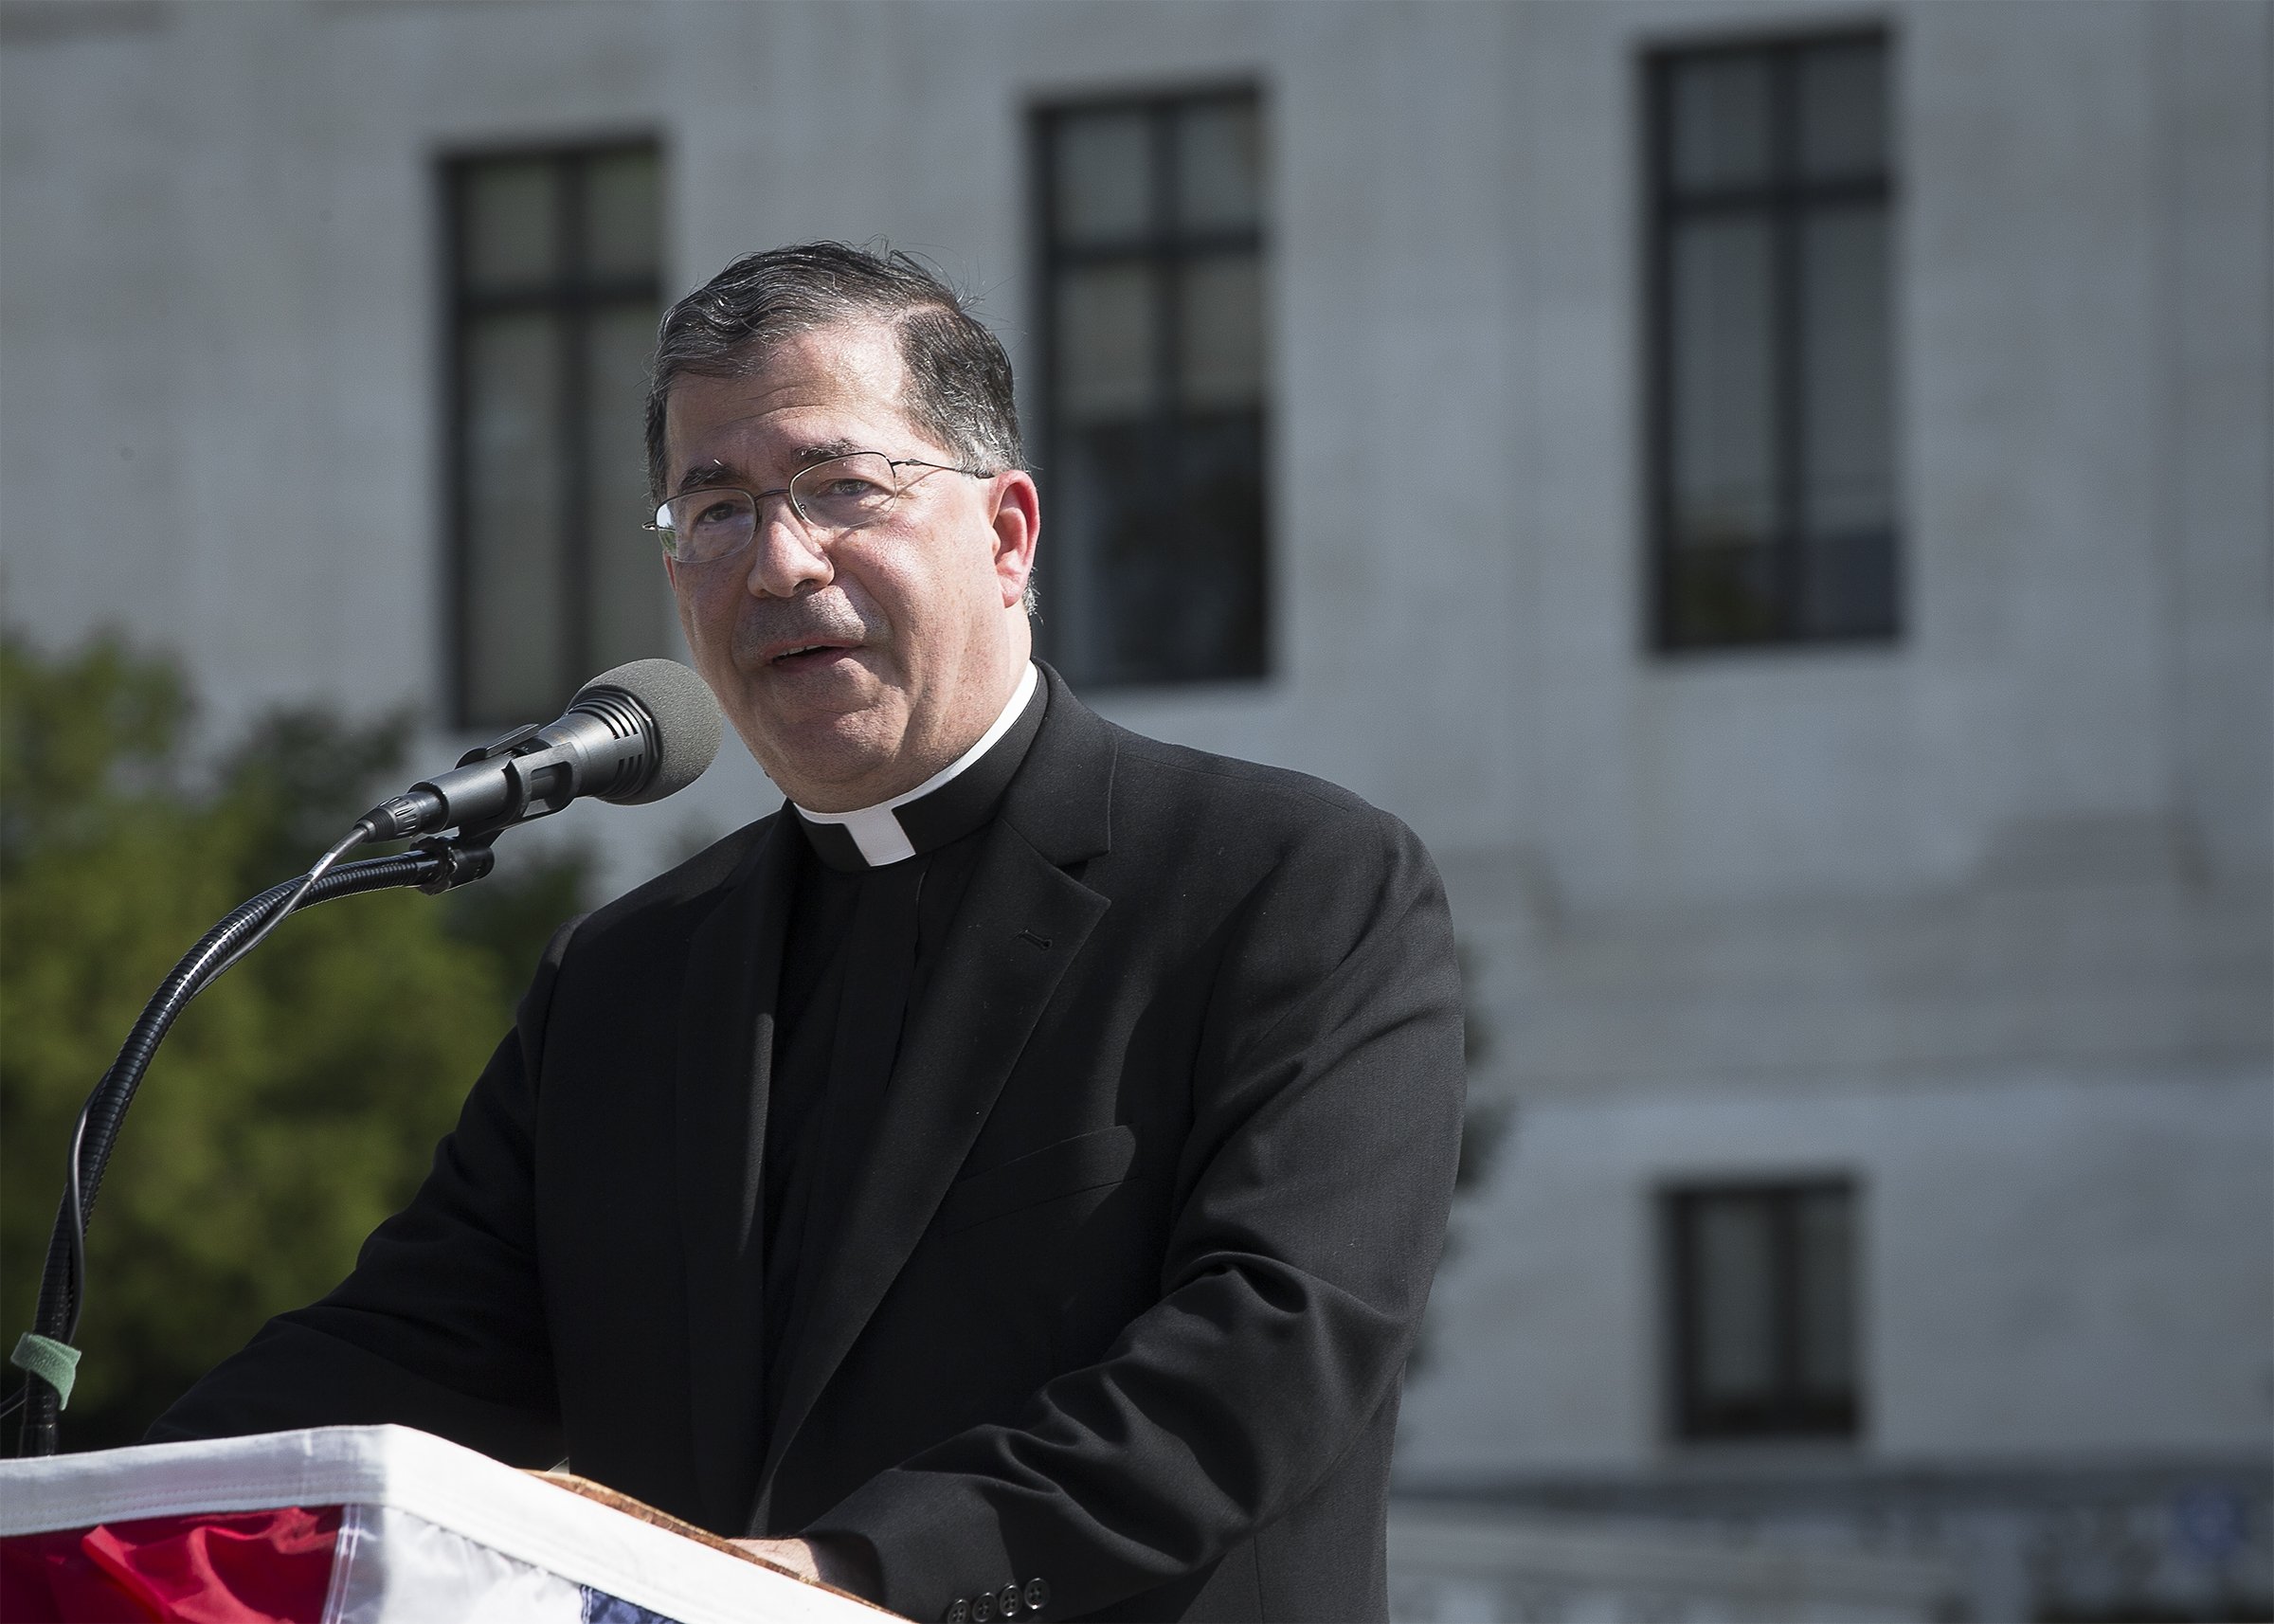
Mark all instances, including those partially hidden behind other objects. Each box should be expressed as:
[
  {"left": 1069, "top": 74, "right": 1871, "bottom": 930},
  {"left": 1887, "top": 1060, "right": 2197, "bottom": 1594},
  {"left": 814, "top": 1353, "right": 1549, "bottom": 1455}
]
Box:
[
  {"left": 754, "top": 667, "right": 1117, "bottom": 1508},
  {"left": 674, "top": 809, "right": 801, "bottom": 1534}
]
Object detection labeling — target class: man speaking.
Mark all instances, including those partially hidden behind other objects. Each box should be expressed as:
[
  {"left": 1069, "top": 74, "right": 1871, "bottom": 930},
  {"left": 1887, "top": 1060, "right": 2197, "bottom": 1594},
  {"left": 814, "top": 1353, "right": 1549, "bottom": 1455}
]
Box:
[{"left": 154, "top": 243, "right": 1466, "bottom": 1623}]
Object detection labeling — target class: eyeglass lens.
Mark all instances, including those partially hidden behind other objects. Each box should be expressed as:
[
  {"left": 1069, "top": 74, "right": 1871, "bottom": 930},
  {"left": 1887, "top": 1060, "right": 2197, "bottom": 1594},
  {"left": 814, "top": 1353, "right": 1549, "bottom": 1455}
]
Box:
[{"left": 655, "top": 452, "right": 905, "bottom": 562}]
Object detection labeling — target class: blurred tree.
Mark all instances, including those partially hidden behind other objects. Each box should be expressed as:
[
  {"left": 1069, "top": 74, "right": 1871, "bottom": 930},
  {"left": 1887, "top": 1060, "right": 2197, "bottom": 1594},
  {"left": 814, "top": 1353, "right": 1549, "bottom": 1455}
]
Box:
[
  {"left": 1407, "top": 942, "right": 1511, "bottom": 1377},
  {"left": 1, "top": 633, "right": 589, "bottom": 1449}
]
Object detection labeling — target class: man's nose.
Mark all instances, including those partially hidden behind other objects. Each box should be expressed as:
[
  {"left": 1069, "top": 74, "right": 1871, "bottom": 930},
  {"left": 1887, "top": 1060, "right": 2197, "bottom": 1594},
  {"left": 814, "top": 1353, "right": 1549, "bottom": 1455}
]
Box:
[{"left": 743, "top": 496, "right": 831, "bottom": 599}]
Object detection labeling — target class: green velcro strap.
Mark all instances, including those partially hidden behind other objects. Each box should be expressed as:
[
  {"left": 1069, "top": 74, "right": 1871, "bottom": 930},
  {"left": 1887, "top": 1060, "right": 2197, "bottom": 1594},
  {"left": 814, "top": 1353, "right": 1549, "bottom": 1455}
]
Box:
[{"left": 11, "top": 1332, "right": 81, "bottom": 1410}]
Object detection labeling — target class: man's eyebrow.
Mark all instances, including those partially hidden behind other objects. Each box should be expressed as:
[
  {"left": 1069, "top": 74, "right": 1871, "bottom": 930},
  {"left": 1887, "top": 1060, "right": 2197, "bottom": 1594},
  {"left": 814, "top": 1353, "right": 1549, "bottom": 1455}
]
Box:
[
  {"left": 672, "top": 462, "right": 739, "bottom": 495},
  {"left": 672, "top": 442, "right": 864, "bottom": 494}
]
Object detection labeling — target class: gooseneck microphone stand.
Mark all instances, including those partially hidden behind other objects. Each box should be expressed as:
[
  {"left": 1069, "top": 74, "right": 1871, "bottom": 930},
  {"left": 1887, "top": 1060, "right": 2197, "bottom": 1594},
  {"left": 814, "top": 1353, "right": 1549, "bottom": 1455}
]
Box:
[
  {"left": 7, "top": 658, "right": 719, "bottom": 1458},
  {"left": 6, "top": 690, "right": 584, "bottom": 1460},
  {"left": 9, "top": 829, "right": 501, "bottom": 1459}
]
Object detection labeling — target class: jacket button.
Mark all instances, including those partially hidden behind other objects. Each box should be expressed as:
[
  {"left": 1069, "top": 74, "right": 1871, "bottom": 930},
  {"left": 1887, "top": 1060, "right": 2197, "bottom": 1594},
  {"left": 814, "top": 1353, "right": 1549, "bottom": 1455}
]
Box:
[
  {"left": 942, "top": 1604, "right": 967, "bottom": 1624},
  {"left": 972, "top": 1594, "right": 995, "bottom": 1623},
  {"left": 1024, "top": 1578, "right": 1050, "bottom": 1611},
  {"left": 1000, "top": 1583, "right": 1023, "bottom": 1615}
]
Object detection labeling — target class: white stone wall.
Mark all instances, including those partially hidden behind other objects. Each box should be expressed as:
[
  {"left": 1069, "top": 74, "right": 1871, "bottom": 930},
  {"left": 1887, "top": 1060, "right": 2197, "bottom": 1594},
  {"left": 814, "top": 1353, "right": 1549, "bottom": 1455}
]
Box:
[
  {"left": 1401, "top": 1067, "right": 2273, "bottom": 1473},
  {"left": 3, "top": 0, "right": 2266, "bottom": 1493}
]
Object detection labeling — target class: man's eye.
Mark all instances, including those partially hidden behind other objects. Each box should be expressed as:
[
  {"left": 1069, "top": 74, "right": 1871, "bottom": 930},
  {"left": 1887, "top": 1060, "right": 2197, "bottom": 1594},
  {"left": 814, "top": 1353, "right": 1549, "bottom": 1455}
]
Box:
[
  {"left": 693, "top": 498, "right": 746, "bottom": 528},
  {"left": 819, "top": 477, "right": 888, "bottom": 500}
]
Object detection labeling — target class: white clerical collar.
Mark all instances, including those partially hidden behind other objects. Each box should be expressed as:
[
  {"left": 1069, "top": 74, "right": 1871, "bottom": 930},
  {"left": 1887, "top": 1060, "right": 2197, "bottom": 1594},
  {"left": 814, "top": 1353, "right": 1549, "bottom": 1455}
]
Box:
[{"left": 792, "top": 661, "right": 1041, "bottom": 867}]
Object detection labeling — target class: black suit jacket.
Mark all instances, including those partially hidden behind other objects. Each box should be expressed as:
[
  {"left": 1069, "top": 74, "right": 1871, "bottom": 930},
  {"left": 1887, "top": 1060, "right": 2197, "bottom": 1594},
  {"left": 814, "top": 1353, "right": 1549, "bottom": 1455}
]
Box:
[{"left": 153, "top": 667, "right": 1466, "bottom": 1622}]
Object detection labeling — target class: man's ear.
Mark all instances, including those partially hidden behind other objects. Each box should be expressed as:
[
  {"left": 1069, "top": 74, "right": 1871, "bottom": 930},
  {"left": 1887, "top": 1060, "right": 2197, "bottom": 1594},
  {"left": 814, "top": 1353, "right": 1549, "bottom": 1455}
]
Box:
[{"left": 988, "top": 471, "right": 1041, "bottom": 609}]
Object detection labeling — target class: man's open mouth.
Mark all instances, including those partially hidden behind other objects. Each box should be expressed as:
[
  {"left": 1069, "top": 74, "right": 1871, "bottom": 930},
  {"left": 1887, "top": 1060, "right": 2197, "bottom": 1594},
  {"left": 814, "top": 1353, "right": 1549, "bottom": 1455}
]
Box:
[{"left": 769, "top": 642, "right": 853, "bottom": 667}]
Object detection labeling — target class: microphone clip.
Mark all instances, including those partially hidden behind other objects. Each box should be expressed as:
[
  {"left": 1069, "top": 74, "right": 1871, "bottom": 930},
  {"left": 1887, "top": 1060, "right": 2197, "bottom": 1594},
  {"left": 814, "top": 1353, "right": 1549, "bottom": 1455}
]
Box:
[
  {"left": 412, "top": 831, "right": 499, "bottom": 895},
  {"left": 442, "top": 722, "right": 558, "bottom": 839}
]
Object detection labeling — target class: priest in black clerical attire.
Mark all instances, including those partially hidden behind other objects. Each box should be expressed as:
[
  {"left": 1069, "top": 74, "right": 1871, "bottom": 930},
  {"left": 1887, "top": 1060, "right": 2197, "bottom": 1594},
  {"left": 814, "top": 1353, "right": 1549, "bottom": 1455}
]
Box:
[
  {"left": 154, "top": 244, "right": 1465, "bottom": 1624},
  {"left": 765, "top": 664, "right": 1045, "bottom": 1437}
]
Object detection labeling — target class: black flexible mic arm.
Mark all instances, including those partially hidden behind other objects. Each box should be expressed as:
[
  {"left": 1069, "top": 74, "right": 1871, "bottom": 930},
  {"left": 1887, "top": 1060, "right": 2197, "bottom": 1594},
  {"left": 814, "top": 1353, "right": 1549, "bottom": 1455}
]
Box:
[
  {"left": 9, "top": 834, "right": 496, "bottom": 1458},
  {"left": 8, "top": 661, "right": 722, "bottom": 1456}
]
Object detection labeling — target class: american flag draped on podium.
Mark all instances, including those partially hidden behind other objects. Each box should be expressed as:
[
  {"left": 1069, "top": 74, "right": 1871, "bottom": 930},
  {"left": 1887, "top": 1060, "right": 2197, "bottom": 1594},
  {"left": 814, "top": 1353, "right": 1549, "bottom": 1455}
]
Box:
[{"left": 0, "top": 1425, "right": 889, "bottom": 1623}]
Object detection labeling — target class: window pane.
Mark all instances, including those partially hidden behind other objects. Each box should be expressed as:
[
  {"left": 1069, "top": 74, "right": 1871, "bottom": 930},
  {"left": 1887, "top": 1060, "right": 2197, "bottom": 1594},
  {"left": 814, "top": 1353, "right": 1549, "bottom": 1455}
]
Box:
[
  {"left": 1669, "top": 55, "right": 1770, "bottom": 192},
  {"left": 1670, "top": 215, "right": 1777, "bottom": 546},
  {"left": 1057, "top": 420, "right": 1156, "bottom": 681},
  {"left": 584, "top": 149, "right": 662, "bottom": 281},
  {"left": 1056, "top": 262, "right": 1158, "bottom": 422},
  {"left": 586, "top": 303, "right": 665, "bottom": 674},
  {"left": 1800, "top": 42, "right": 1887, "bottom": 179},
  {"left": 1800, "top": 207, "right": 1893, "bottom": 537},
  {"left": 1176, "top": 100, "right": 1262, "bottom": 232},
  {"left": 464, "top": 313, "right": 568, "bottom": 722},
  {"left": 1796, "top": 1188, "right": 1856, "bottom": 1398},
  {"left": 1178, "top": 254, "right": 1263, "bottom": 409},
  {"left": 1801, "top": 533, "right": 1898, "bottom": 641},
  {"left": 1071, "top": 413, "right": 1264, "bottom": 685},
  {"left": 1667, "top": 545, "right": 1780, "bottom": 646},
  {"left": 1693, "top": 1198, "right": 1778, "bottom": 1404},
  {"left": 1156, "top": 411, "right": 1266, "bottom": 680},
  {"left": 463, "top": 160, "right": 559, "bottom": 292},
  {"left": 1055, "top": 110, "right": 1152, "bottom": 244}
]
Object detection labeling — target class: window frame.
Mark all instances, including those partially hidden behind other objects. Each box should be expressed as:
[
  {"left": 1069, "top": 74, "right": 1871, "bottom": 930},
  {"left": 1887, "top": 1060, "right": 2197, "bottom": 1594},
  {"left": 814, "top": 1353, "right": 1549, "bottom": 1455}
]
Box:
[
  {"left": 1642, "top": 29, "right": 1899, "bottom": 655},
  {"left": 1030, "top": 82, "right": 1272, "bottom": 690},
  {"left": 1662, "top": 1177, "right": 1863, "bottom": 1444},
  {"left": 441, "top": 137, "right": 665, "bottom": 730}
]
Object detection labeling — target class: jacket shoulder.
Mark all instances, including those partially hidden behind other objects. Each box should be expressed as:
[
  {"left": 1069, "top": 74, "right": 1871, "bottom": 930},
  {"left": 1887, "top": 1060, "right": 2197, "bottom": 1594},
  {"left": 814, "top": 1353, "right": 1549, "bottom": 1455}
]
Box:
[
  {"left": 1072, "top": 722, "right": 1446, "bottom": 944},
  {"left": 561, "top": 811, "right": 781, "bottom": 954},
  {"left": 1108, "top": 728, "right": 1419, "bottom": 856}
]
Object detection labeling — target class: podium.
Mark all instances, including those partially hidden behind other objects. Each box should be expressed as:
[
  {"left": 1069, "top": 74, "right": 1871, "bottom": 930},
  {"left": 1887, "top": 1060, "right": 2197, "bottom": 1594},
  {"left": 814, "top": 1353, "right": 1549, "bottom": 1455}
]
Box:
[{"left": 0, "top": 1424, "right": 893, "bottom": 1622}]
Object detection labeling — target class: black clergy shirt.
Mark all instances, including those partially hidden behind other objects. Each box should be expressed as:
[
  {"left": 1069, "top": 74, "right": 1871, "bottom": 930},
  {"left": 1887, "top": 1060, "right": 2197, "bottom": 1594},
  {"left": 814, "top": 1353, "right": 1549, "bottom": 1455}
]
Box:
[{"left": 759, "top": 669, "right": 1048, "bottom": 1435}]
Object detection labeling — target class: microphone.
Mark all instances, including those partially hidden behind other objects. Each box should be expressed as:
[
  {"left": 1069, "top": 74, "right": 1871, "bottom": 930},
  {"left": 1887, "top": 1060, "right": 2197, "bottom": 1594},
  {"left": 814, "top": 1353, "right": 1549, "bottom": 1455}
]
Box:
[{"left": 358, "top": 659, "right": 725, "bottom": 840}]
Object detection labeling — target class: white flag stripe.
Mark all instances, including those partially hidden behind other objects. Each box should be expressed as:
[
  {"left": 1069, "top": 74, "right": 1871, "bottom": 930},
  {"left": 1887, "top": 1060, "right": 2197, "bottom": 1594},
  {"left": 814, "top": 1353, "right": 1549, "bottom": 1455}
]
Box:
[{"left": 326, "top": 1505, "right": 587, "bottom": 1624}]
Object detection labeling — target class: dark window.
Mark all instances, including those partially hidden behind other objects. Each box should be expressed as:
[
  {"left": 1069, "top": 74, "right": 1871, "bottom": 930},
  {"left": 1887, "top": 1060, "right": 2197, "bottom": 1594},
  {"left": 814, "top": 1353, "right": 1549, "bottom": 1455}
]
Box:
[
  {"left": 1035, "top": 89, "right": 1268, "bottom": 687},
  {"left": 1646, "top": 35, "right": 1898, "bottom": 651},
  {"left": 444, "top": 143, "right": 666, "bottom": 728},
  {"left": 1666, "top": 1181, "right": 1860, "bottom": 1440}
]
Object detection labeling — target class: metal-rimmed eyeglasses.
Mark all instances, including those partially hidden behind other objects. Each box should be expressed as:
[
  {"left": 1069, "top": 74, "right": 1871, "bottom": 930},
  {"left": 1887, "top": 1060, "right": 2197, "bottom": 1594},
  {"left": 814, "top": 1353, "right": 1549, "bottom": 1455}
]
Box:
[{"left": 649, "top": 451, "right": 993, "bottom": 565}]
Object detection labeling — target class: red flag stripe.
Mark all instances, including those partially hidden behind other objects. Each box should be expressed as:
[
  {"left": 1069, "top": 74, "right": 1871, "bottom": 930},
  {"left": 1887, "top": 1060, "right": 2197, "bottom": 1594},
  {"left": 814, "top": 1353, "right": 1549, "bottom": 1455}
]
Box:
[{"left": 1, "top": 1507, "right": 342, "bottom": 1623}]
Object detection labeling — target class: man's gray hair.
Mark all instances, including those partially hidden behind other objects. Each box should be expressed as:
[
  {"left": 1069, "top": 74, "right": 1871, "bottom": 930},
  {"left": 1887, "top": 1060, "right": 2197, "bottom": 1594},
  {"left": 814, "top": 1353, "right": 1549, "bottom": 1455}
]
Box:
[{"left": 644, "top": 242, "right": 1025, "bottom": 503}]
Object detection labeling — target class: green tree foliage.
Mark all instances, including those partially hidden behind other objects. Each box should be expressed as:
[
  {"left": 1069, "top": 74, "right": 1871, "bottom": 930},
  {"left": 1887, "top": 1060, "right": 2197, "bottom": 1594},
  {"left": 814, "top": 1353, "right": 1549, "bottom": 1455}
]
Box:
[{"left": 1, "top": 633, "right": 589, "bottom": 1449}]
